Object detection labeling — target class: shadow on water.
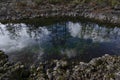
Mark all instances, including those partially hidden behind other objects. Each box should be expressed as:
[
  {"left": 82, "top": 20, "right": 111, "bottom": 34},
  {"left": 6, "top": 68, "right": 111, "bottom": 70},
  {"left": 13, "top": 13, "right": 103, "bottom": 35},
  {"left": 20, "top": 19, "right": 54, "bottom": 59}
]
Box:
[
  {"left": 1, "top": 16, "right": 120, "bottom": 27},
  {"left": 0, "top": 18, "right": 120, "bottom": 65}
]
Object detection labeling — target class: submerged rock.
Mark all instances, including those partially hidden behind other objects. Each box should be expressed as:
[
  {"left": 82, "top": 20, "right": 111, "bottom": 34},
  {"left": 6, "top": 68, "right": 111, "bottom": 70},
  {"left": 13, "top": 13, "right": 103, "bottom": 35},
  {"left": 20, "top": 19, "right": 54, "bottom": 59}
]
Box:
[
  {"left": 28, "top": 54, "right": 120, "bottom": 80},
  {"left": 0, "top": 50, "right": 29, "bottom": 80},
  {"left": 115, "top": 72, "right": 120, "bottom": 80},
  {"left": 0, "top": 50, "right": 120, "bottom": 80}
]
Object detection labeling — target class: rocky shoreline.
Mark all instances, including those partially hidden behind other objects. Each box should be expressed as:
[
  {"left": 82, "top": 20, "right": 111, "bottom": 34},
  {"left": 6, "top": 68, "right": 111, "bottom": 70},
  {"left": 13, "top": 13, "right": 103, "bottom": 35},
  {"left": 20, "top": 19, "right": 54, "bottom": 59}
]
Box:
[
  {"left": 0, "top": 50, "right": 120, "bottom": 80},
  {"left": 0, "top": 1, "right": 120, "bottom": 25}
]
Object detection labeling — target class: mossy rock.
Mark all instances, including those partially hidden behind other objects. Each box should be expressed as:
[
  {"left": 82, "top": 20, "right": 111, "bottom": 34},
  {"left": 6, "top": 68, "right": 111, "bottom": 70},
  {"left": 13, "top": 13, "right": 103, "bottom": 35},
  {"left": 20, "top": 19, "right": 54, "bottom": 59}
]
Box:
[
  {"left": 57, "top": 75, "right": 66, "bottom": 80},
  {"left": 0, "top": 50, "right": 8, "bottom": 60},
  {"left": 0, "top": 50, "right": 4, "bottom": 55},
  {"left": 95, "top": 59, "right": 103, "bottom": 66}
]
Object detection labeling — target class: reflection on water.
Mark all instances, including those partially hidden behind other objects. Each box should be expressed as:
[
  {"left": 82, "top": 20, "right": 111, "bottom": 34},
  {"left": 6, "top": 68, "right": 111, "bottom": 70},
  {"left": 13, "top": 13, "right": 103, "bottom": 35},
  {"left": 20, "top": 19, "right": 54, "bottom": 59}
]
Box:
[
  {"left": 0, "top": 21, "right": 120, "bottom": 64},
  {"left": 68, "top": 22, "right": 120, "bottom": 42}
]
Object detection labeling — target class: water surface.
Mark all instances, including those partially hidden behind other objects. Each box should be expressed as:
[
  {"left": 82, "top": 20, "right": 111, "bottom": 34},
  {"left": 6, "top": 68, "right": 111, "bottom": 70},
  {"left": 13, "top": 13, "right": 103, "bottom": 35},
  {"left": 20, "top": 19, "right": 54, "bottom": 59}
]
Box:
[{"left": 0, "top": 21, "right": 120, "bottom": 64}]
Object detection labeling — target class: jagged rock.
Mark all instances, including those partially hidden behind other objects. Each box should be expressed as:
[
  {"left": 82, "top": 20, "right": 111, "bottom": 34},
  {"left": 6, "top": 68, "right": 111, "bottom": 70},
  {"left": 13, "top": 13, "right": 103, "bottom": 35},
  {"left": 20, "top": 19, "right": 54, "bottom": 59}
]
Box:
[
  {"left": 114, "top": 5, "right": 120, "bottom": 10},
  {"left": 0, "top": 0, "right": 120, "bottom": 25},
  {"left": 115, "top": 72, "right": 120, "bottom": 80},
  {"left": 0, "top": 50, "right": 120, "bottom": 80}
]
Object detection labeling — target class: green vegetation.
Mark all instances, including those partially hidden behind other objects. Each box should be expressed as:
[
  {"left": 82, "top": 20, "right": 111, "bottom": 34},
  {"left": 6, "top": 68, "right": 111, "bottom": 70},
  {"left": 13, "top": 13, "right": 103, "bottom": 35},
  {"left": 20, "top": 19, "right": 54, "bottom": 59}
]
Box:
[
  {"left": 34, "top": 0, "right": 71, "bottom": 4},
  {"left": 73, "top": 0, "right": 120, "bottom": 6},
  {"left": 48, "top": 0, "right": 65, "bottom": 4},
  {"left": 16, "top": 1, "right": 27, "bottom": 7},
  {"left": 93, "top": 0, "right": 120, "bottom": 7},
  {"left": 34, "top": 0, "right": 42, "bottom": 5},
  {"left": 33, "top": 0, "right": 120, "bottom": 7}
]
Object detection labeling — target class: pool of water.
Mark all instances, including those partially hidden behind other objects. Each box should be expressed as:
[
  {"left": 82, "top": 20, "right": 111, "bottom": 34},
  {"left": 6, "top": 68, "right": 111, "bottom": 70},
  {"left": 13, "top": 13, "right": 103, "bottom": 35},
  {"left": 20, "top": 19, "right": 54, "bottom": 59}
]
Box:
[{"left": 0, "top": 20, "right": 120, "bottom": 64}]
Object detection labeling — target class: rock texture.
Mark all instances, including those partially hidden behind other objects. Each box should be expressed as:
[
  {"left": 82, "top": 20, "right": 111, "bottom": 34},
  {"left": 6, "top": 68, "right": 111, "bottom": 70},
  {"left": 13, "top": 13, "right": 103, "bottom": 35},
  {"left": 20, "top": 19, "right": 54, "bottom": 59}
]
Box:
[
  {"left": 28, "top": 54, "right": 120, "bottom": 80},
  {"left": 0, "top": 50, "right": 29, "bottom": 80},
  {"left": 0, "top": 0, "right": 120, "bottom": 25},
  {"left": 0, "top": 50, "right": 120, "bottom": 80}
]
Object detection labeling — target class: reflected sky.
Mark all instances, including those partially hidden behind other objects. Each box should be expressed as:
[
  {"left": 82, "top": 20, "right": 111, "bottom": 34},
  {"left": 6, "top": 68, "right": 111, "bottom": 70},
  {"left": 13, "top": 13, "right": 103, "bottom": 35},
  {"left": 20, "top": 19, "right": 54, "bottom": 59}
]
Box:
[
  {"left": 0, "top": 21, "right": 120, "bottom": 64},
  {"left": 0, "top": 23, "right": 51, "bottom": 53},
  {"left": 67, "top": 22, "right": 120, "bottom": 42}
]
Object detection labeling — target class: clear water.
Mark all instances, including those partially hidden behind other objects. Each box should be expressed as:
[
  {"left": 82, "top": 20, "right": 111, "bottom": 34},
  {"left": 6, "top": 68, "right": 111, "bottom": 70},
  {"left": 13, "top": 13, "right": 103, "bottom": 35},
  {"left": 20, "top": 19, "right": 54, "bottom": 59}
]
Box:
[{"left": 0, "top": 21, "right": 120, "bottom": 64}]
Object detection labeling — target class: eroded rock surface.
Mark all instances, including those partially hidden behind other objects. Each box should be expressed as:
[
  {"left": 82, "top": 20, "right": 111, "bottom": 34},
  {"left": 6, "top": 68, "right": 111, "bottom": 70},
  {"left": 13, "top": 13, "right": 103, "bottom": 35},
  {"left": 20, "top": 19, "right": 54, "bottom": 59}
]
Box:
[
  {"left": 0, "top": 50, "right": 120, "bottom": 80},
  {"left": 0, "top": 0, "right": 120, "bottom": 25}
]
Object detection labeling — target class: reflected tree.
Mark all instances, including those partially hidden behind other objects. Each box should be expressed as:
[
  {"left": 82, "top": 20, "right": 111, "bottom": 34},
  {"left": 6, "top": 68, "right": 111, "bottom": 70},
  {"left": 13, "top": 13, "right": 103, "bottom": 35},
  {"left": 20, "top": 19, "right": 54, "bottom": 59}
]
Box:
[{"left": 6, "top": 23, "right": 22, "bottom": 39}]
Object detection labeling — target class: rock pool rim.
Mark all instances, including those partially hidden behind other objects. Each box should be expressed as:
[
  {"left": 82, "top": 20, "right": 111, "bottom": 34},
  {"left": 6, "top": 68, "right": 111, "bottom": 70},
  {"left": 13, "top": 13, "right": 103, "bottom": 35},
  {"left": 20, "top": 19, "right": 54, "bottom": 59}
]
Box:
[
  {"left": 0, "top": 49, "right": 120, "bottom": 80},
  {"left": 0, "top": 16, "right": 120, "bottom": 28}
]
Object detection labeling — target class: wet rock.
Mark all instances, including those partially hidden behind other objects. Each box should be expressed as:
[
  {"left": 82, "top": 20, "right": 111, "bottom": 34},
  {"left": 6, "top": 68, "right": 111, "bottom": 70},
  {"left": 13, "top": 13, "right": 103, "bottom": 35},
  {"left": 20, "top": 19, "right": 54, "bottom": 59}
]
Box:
[
  {"left": 0, "top": 50, "right": 120, "bottom": 80},
  {"left": 0, "top": 51, "right": 8, "bottom": 59},
  {"left": 114, "top": 5, "right": 120, "bottom": 10},
  {"left": 0, "top": 1, "right": 120, "bottom": 25},
  {"left": 115, "top": 72, "right": 120, "bottom": 80},
  {"left": 61, "top": 60, "right": 68, "bottom": 68},
  {"left": 0, "top": 50, "right": 29, "bottom": 80}
]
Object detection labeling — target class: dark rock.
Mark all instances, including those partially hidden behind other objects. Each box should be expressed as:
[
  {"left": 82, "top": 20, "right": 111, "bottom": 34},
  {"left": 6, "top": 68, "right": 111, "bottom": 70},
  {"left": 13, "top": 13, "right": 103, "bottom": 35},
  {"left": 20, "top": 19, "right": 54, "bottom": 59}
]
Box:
[
  {"left": 114, "top": 5, "right": 120, "bottom": 10},
  {"left": 0, "top": 1, "right": 120, "bottom": 25}
]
